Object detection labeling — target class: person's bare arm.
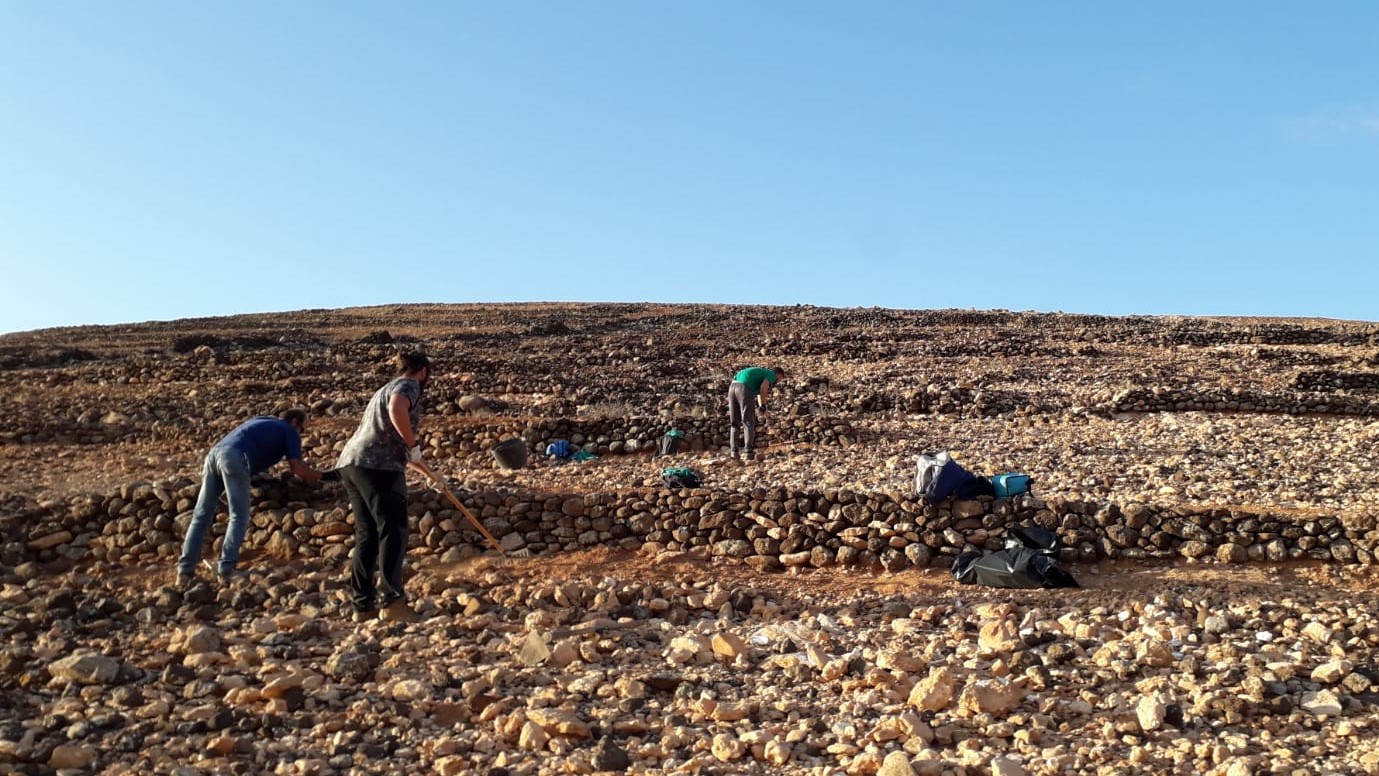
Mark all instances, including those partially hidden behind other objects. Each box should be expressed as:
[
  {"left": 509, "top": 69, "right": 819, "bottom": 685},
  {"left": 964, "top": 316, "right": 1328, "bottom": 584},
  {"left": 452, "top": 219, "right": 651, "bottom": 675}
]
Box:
[
  {"left": 389, "top": 392, "right": 423, "bottom": 463},
  {"left": 757, "top": 380, "right": 771, "bottom": 409},
  {"left": 388, "top": 393, "right": 417, "bottom": 447},
  {"left": 288, "top": 459, "right": 323, "bottom": 482}
]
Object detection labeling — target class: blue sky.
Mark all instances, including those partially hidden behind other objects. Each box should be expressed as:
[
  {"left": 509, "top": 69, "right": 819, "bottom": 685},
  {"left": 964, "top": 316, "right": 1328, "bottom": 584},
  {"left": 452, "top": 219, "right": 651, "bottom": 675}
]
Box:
[{"left": 2, "top": 2, "right": 1376, "bottom": 334}]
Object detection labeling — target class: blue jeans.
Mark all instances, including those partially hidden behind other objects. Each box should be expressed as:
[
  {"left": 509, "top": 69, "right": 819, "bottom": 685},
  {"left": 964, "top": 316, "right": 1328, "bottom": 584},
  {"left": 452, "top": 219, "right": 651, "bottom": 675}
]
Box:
[{"left": 177, "top": 445, "right": 253, "bottom": 576}]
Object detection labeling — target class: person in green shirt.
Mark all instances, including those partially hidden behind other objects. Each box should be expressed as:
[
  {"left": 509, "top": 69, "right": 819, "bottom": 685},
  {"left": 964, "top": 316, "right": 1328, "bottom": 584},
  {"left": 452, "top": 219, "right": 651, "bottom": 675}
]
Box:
[{"left": 727, "top": 366, "right": 783, "bottom": 461}]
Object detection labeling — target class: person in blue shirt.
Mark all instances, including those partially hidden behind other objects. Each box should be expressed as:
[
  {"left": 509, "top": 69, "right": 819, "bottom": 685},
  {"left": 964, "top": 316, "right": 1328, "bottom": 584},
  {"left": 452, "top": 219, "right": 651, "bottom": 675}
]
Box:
[{"left": 176, "top": 408, "right": 326, "bottom": 586}]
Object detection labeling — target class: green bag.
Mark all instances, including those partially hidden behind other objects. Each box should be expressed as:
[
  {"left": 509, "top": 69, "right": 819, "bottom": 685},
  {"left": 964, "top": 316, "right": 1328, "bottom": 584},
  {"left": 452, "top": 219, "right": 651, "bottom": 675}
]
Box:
[{"left": 661, "top": 466, "right": 701, "bottom": 488}]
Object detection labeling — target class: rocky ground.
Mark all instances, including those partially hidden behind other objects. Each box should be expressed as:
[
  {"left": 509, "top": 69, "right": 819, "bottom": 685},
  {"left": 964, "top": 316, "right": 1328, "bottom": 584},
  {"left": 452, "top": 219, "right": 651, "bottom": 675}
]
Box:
[{"left": 3, "top": 303, "right": 1379, "bottom": 775}]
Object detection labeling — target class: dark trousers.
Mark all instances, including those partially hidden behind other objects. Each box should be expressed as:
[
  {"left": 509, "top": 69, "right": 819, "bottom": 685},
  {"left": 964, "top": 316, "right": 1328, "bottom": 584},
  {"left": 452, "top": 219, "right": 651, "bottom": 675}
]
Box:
[
  {"left": 341, "top": 465, "right": 409, "bottom": 610},
  {"left": 727, "top": 381, "right": 758, "bottom": 454}
]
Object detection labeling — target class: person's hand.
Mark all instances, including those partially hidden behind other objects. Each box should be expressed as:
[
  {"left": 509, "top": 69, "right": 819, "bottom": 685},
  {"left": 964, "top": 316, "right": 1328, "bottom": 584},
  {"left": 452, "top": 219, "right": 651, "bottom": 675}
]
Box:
[
  {"left": 321, "top": 469, "right": 342, "bottom": 483},
  {"left": 407, "top": 445, "right": 424, "bottom": 463}
]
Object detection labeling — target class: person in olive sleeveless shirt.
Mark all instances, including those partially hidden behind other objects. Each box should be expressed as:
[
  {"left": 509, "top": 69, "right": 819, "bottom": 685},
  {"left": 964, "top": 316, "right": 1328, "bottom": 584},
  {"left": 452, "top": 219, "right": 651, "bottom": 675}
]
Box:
[
  {"left": 336, "top": 351, "right": 432, "bottom": 620},
  {"left": 727, "top": 366, "right": 783, "bottom": 461}
]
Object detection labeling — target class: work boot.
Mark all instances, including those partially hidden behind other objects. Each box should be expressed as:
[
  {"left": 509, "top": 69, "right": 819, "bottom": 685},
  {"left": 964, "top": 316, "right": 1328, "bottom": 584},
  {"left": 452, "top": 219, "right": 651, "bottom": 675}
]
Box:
[
  {"left": 380, "top": 598, "right": 421, "bottom": 623},
  {"left": 341, "top": 594, "right": 378, "bottom": 623},
  {"left": 745, "top": 450, "right": 756, "bottom": 461},
  {"left": 730, "top": 450, "right": 741, "bottom": 462},
  {"left": 175, "top": 570, "right": 195, "bottom": 588},
  {"left": 217, "top": 569, "right": 249, "bottom": 589}
]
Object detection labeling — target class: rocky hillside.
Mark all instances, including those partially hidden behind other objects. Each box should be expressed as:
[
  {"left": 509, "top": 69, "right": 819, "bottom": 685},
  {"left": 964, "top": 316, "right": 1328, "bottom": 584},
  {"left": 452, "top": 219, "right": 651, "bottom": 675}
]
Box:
[{"left": 2, "top": 303, "right": 1379, "bottom": 775}]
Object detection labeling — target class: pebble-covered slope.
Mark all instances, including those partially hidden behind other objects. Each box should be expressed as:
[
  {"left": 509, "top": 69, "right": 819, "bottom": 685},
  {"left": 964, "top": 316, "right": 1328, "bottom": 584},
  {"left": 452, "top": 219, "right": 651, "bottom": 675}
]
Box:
[{"left": 2, "top": 303, "right": 1379, "bottom": 775}]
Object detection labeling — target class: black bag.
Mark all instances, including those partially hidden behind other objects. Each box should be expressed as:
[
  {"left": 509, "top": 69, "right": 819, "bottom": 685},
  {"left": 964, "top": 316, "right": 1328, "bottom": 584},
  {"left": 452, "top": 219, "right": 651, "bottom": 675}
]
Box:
[
  {"left": 657, "top": 430, "right": 686, "bottom": 457},
  {"left": 954, "top": 476, "right": 995, "bottom": 499},
  {"left": 952, "top": 525, "right": 1079, "bottom": 589},
  {"left": 916, "top": 452, "right": 981, "bottom": 503}
]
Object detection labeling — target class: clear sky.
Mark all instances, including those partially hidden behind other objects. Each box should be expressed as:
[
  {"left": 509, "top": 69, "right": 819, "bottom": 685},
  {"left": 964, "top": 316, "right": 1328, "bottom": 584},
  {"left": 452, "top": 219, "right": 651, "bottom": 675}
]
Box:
[{"left": 2, "top": 3, "right": 1376, "bottom": 334}]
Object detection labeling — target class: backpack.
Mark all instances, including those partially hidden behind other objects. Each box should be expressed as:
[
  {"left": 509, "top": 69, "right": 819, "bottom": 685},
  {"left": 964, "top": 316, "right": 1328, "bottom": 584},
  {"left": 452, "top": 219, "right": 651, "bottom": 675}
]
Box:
[
  {"left": 915, "top": 452, "right": 979, "bottom": 503},
  {"left": 952, "top": 525, "right": 1079, "bottom": 589},
  {"left": 657, "top": 429, "right": 686, "bottom": 457},
  {"left": 661, "top": 466, "right": 701, "bottom": 489},
  {"left": 990, "top": 472, "right": 1033, "bottom": 498},
  {"left": 545, "top": 440, "right": 574, "bottom": 460}
]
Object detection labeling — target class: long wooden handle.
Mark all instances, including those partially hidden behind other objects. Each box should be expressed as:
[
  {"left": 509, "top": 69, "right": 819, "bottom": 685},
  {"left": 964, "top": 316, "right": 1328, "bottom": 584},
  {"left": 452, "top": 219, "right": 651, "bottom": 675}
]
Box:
[{"left": 414, "top": 462, "right": 504, "bottom": 553}]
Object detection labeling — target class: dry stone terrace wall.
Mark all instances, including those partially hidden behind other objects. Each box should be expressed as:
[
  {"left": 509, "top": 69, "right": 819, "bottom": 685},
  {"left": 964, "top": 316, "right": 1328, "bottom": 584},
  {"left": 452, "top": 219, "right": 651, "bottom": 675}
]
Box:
[
  {"left": 1094, "top": 386, "right": 1379, "bottom": 417},
  {"left": 6, "top": 307, "right": 1379, "bottom": 433},
  {"left": 9, "top": 474, "right": 1379, "bottom": 575},
  {"left": 14, "top": 372, "right": 1379, "bottom": 449},
  {"left": 359, "top": 415, "right": 863, "bottom": 461},
  {"left": 1292, "top": 370, "right": 1379, "bottom": 393}
]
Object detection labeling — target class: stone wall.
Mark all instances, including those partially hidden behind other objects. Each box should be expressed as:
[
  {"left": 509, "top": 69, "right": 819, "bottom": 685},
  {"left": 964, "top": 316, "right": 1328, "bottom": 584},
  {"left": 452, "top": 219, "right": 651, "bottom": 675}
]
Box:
[
  {"left": 9, "top": 477, "right": 1376, "bottom": 574},
  {"left": 16, "top": 376, "right": 1379, "bottom": 450},
  {"left": 1291, "top": 370, "right": 1379, "bottom": 393},
  {"left": 1096, "top": 386, "right": 1379, "bottom": 417},
  {"left": 0, "top": 411, "right": 863, "bottom": 455},
  {"left": 425, "top": 414, "right": 862, "bottom": 459}
]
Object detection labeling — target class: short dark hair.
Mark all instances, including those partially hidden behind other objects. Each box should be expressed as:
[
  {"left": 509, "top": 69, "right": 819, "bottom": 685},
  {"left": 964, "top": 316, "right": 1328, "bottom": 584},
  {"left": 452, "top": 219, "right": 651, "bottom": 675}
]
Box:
[
  {"left": 396, "top": 351, "right": 431, "bottom": 376},
  {"left": 281, "top": 408, "right": 308, "bottom": 426},
  {"left": 770, "top": 366, "right": 786, "bottom": 381}
]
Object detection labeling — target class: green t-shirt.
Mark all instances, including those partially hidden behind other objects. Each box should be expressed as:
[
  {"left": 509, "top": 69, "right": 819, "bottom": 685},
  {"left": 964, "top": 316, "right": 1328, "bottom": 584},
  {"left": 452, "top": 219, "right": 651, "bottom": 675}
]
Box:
[{"left": 733, "top": 367, "right": 778, "bottom": 396}]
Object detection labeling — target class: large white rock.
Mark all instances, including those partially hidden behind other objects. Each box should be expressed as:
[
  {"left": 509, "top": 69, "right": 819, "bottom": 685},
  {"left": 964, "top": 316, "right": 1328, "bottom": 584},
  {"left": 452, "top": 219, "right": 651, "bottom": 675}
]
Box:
[
  {"left": 1137, "top": 696, "right": 1166, "bottom": 731},
  {"left": 908, "top": 666, "right": 955, "bottom": 712},
  {"left": 48, "top": 653, "right": 121, "bottom": 685}
]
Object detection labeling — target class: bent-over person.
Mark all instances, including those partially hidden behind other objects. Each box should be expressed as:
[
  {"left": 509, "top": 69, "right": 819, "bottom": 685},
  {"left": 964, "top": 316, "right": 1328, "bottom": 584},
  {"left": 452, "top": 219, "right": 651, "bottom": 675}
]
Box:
[
  {"left": 177, "top": 409, "right": 324, "bottom": 587},
  {"left": 727, "top": 366, "right": 783, "bottom": 462}
]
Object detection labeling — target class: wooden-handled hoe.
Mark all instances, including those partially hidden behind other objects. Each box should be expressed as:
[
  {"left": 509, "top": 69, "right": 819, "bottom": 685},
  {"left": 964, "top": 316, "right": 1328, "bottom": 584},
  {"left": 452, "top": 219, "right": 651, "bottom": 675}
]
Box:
[{"left": 411, "top": 461, "right": 524, "bottom": 558}]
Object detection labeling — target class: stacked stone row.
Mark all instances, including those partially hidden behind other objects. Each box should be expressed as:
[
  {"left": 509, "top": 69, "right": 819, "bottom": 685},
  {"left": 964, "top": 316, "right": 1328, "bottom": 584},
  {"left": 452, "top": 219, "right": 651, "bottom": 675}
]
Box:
[
  {"left": 290, "top": 414, "right": 862, "bottom": 462},
  {"left": 1100, "top": 386, "right": 1379, "bottom": 417},
  {"left": 1140, "top": 323, "right": 1375, "bottom": 348},
  {"left": 1291, "top": 370, "right": 1379, "bottom": 393},
  {"left": 10, "top": 478, "right": 1376, "bottom": 574}
]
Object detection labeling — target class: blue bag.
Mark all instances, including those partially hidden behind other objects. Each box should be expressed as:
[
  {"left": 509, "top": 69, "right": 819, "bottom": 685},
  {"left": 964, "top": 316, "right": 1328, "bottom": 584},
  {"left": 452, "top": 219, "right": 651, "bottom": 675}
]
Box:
[{"left": 991, "top": 473, "right": 1032, "bottom": 498}]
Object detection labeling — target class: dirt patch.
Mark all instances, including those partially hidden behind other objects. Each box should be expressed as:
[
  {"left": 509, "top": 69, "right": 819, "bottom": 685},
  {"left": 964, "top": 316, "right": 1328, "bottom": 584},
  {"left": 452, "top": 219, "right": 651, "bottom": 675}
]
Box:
[{"left": 419, "top": 546, "right": 1379, "bottom": 611}]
